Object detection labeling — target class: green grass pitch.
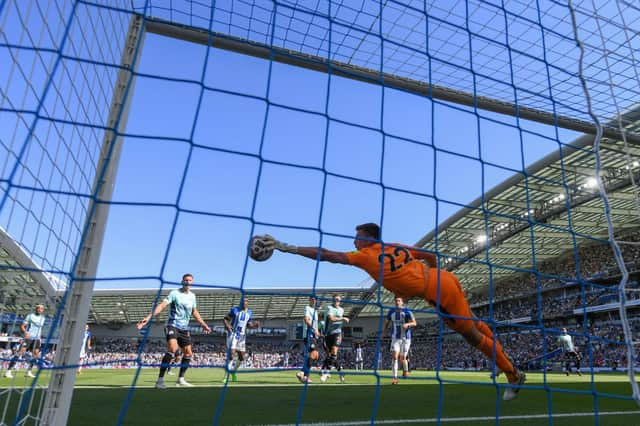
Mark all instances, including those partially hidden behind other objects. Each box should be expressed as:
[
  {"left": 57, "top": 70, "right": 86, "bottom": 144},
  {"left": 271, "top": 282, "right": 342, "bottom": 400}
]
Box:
[{"left": 2, "top": 369, "right": 639, "bottom": 425}]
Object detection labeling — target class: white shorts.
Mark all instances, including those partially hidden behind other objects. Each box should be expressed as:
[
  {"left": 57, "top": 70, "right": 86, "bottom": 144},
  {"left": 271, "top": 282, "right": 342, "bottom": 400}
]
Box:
[
  {"left": 227, "top": 333, "right": 247, "bottom": 352},
  {"left": 390, "top": 339, "right": 411, "bottom": 357}
]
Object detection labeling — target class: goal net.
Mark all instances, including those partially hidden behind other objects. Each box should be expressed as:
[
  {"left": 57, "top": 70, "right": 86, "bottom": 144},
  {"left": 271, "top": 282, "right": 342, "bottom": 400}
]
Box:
[{"left": 1, "top": 0, "right": 639, "bottom": 424}]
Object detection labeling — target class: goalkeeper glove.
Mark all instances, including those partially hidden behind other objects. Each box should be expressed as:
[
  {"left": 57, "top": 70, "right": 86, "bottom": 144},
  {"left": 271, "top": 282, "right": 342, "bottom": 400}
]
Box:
[{"left": 263, "top": 234, "right": 298, "bottom": 254}]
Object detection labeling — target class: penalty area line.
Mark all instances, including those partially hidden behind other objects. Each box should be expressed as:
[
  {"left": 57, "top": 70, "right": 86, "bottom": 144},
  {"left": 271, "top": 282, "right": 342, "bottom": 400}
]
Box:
[{"left": 257, "top": 410, "right": 640, "bottom": 425}]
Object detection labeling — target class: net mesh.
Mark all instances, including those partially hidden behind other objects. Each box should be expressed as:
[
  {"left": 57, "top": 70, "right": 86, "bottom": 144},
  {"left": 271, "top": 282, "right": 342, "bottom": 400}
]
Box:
[{"left": 1, "top": 0, "right": 639, "bottom": 424}]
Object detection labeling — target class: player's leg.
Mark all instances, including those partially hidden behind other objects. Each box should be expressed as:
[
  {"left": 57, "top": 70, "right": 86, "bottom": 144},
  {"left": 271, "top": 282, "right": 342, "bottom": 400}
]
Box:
[
  {"left": 227, "top": 349, "right": 238, "bottom": 373},
  {"left": 77, "top": 355, "right": 84, "bottom": 374},
  {"left": 26, "top": 344, "right": 40, "bottom": 377},
  {"left": 474, "top": 319, "right": 510, "bottom": 378},
  {"left": 321, "top": 336, "right": 337, "bottom": 382},
  {"left": 6, "top": 346, "right": 24, "bottom": 378},
  {"left": 401, "top": 340, "right": 410, "bottom": 378},
  {"left": 335, "top": 346, "right": 345, "bottom": 383},
  {"left": 392, "top": 351, "right": 400, "bottom": 384},
  {"left": 175, "top": 342, "right": 194, "bottom": 387},
  {"left": 156, "top": 328, "right": 179, "bottom": 389},
  {"left": 321, "top": 335, "right": 334, "bottom": 376},
  {"left": 391, "top": 339, "right": 400, "bottom": 382},
  {"left": 223, "top": 345, "right": 236, "bottom": 384},
  {"left": 232, "top": 350, "right": 244, "bottom": 382},
  {"left": 574, "top": 352, "right": 582, "bottom": 376},
  {"left": 298, "top": 338, "right": 316, "bottom": 383},
  {"left": 428, "top": 270, "right": 524, "bottom": 398},
  {"left": 8, "top": 345, "right": 28, "bottom": 376}
]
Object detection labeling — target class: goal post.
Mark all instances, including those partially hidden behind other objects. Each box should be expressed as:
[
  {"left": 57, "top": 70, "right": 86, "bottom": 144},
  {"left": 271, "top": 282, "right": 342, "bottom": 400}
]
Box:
[{"left": 40, "top": 14, "right": 145, "bottom": 426}]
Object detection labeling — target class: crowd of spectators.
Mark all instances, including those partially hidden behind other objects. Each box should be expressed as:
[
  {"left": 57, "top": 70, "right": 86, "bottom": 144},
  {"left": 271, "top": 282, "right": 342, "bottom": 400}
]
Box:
[
  {"left": 467, "top": 232, "right": 640, "bottom": 305},
  {"left": 47, "top": 311, "right": 636, "bottom": 374},
  {"left": 75, "top": 339, "right": 294, "bottom": 370}
]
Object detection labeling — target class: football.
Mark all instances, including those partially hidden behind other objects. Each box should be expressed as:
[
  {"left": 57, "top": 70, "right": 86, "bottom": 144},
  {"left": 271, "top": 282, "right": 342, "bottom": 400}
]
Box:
[{"left": 249, "top": 235, "right": 274, "bottom": 261}]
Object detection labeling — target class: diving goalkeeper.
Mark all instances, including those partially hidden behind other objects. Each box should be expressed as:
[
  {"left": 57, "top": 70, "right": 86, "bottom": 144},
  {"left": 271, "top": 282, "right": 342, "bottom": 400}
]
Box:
[{"left": 260, "top": 223, "right": 525, "bottom": 401}]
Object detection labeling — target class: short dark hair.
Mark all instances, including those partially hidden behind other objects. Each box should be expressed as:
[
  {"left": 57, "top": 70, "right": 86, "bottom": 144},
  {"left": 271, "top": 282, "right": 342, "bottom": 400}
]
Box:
[
  {"left": 356, "top": 223, "right": 380, "bottom": 239},
  {"left": 182, "top": 273, "right": 193, "bottom": 281}
]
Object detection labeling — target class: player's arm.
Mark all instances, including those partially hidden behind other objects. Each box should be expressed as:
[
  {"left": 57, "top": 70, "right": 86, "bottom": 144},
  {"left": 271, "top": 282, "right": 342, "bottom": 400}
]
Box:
[
  {"left": 223, "top": 313, "right": 234, "bottom": 332},
  {"left": 382, "top": 318, "right": 390, "bottom": 337},
  {"left": 405, "top": 245, "right": 437, "bottom": 267},
  {"left": 20, "top": 321, "right": 28, "bottom": 338},
  {"left": 296, "top": 247, "right": 350, "bottom": 264},
  {"left": 137, "top": 300, "right": 169, "bottom": 330},
  {"left": 327, "top": 312, "right": 349, "bottom": 323},
  {"left": 404, "top": 314, "right": 417, "bottom": 329},
  {"left": 248, "top": 320, "right": 260, "bottom": 329},
  {"left": 261, "top": 235, "right": 350, "bottom": 264},
  {"left": 191, "top": 307, "right": 211, "bottom": 334},
  {"left": 304, "top": 314, "right": 319, "bottom": 337}
]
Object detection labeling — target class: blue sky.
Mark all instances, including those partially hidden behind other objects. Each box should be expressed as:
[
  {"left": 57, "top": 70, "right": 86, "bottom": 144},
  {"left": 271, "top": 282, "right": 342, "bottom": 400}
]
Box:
[{"left": 93, "top": 31, "right": 579, "bottom": 291}]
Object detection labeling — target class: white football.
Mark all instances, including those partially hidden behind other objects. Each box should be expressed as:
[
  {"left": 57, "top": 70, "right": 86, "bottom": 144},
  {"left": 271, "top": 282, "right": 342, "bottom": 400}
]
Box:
[{"left": 249, "top": 235, "right": 273, "bottom": 261}]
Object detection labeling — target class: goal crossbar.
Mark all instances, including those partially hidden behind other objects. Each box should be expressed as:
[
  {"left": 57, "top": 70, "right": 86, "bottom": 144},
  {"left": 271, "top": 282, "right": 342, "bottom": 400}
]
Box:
[{"left": 144, "top": 16, "right": 640, "bottom": 145}]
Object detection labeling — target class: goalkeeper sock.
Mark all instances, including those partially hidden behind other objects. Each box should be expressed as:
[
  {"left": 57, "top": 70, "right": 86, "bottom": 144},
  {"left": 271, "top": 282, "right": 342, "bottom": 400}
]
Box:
[
  {"left": 392, "top": 359, "right": 398, "bottom": 378},
  {"left": 159, "top": 352, "right": 175, "bottom": 378},
  {"left": 402, "top": 359, "right": 408, "bottom": 373},
  {"left": 179, "top": 356, "right": 191, "bottom": 378},
  {"left": 476, "top": 320, "right": 495, "bottom": 340},
  {"left": 476, "top": 335, "right": 518, "bottom": 383}
]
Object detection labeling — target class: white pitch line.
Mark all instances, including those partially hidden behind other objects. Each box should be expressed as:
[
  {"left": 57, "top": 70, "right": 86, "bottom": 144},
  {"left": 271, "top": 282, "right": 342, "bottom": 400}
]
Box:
[{"left": 256, "top": 411, "right": 640, "bottom": 426}]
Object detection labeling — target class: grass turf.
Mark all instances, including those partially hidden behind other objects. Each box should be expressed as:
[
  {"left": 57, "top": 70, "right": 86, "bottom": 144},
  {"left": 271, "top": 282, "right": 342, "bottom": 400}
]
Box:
[{"left": 2, "top": 369, "right": 638, "bottom": 425}]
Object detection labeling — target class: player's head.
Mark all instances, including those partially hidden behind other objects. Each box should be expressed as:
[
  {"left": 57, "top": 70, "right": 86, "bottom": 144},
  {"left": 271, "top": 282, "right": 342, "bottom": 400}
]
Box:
[
  {"left": 241, "top": 297, "right": 249, "bottom": 309},
  {"left": 354, "top": 223, "right": 380, "bottom": 249},
  {"left": 561, "top": 327, "right": 567, "bottom": 334},
  {"left": 308, "top": 296, "right": 317, "bottom": 307},
  {"left": 394, "top": 296, "right": 404, "bottom": 308},
  {"left": 332, "top": 294, "right": 342, "bottom": 307},
  {"left": 181, "top": 273, "right": 193, "bottom": 289},
  {"left": 35, "top": 304, "right": 44, "bottom": 314},
  {"left": 85, "top": 324, "right": 89, "bottom": 331}
]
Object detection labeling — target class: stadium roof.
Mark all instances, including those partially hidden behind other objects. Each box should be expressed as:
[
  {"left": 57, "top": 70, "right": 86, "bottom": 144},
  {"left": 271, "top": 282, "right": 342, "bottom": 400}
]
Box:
[
  {"left": 0, "top": 226, "right": 62, "bottom": 313},
  {"left": 87, "top": 288, "right": 375, "bottom": 324},
  {"left": 412, "top": 108, "right": 640, "bottom": 293}
]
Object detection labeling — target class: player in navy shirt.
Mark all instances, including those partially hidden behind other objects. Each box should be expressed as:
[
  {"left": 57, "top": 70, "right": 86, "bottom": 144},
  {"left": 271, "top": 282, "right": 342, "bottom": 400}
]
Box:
[{"left": 77, "top": 324, "right": 92, "bottom": 374}]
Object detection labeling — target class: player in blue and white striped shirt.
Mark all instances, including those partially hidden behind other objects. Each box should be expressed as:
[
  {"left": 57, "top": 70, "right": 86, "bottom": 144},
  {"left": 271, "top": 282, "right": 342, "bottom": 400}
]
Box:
[
  {"left": 383, "top": 297, "right": 416, "bottom": 384},
  {"left": 77, "top": 324, "right": 92, "bottom": 374},
  {"left": 223, "top": 298, "right": 260, "bottom": 383}
]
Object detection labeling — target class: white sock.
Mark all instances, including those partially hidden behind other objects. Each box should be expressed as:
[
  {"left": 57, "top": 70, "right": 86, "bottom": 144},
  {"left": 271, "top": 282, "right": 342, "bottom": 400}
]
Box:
[
  {"left": 392, "top": 360, "right": 398, "bottom": 379},
  {"left": 402, "top": 359, "right": 408, "bottom": 373}
]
